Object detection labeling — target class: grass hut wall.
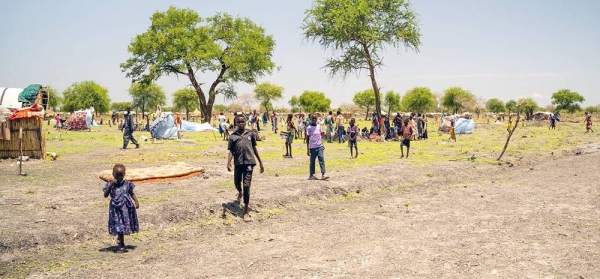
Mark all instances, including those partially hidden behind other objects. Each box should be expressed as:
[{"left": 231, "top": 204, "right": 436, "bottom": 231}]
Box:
[{"left": 0, "top": 85, "right": 48, "bottom": 159}]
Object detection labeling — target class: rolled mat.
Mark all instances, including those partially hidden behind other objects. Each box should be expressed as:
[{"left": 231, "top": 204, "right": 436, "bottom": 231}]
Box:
[{"left": 99, "top": 162, "right": 205, "bottom": 184}]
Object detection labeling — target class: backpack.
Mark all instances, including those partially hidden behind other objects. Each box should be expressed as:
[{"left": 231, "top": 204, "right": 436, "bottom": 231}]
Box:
[{"left": 325, "top": 116, "right": 333, "bottom": 125}]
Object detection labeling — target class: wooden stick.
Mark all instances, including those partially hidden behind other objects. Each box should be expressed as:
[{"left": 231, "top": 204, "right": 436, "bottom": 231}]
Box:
[
  {"left": 19, "top": 127, "right": 23, "bottom": 175},
  {"left": 497, "top": 101, "right": 526, "bottom": 161}
]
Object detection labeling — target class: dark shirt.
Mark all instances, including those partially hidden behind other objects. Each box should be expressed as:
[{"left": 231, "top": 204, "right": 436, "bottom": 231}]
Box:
[
  {"left": 228, "top": 129, "right": 257, "bottom": 166},
  {"left": 394, "top": 116, "right": 402, "bottom": 127},
  {"left": 124, "top": 113, "right": 134, "bottom": 131}
]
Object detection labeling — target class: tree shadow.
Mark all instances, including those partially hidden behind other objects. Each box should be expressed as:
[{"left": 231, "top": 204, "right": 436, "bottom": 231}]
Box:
[
  {"left": 99, "top": 245, "right": 137, "bottom": 253},
  {"left": 222, "top": 201, "right": 243, "bottom": 218}
]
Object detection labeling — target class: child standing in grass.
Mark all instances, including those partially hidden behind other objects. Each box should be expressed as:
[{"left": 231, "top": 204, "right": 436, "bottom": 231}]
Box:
[
  {"left": 103, "top": 164, "right": 139, "bottom": 253},
  {"left": 400, "top": 117, "right": 414, "bottom": 158},
  {"left": 348, "top": 118, "right": 359, "bottom": 158},
  {"left": 284, "top": 114, "right": 296, "bottom": 158},
  {"left": 449, "top": 120, "right": 457, "bottom": 142},
  {"left": 507, "top": 117, "right": 513, "bottom": 133}
]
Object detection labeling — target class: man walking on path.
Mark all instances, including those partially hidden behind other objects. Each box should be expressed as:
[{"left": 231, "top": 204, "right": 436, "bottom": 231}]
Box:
[
  {"left": 306, "top": 114, "right": 328, "bottom": 180},
  {"left": 335, "top": 111, "right": 345, "bottom": 143},
  {"left": 121, "top": 106, "right": 139, "bottom": 149}
]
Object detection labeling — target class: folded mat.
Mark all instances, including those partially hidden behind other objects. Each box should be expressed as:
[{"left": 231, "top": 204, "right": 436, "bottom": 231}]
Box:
[{"left": 99, "top": 162, "right": 204, "bottom": 184}]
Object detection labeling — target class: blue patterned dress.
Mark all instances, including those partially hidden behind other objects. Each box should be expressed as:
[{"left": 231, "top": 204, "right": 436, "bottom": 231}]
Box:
[{"left": 103, "top": 180, "right": 139, "bottom": 236}]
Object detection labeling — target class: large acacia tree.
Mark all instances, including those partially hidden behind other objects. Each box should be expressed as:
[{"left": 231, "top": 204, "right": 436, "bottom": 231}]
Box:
[
  {"left": 62, "top": 81, "right": 111, "bottom": 114},
  {"left": 254, "top": 82, "right": 284, "bottom": 113},
  {"left": 173, "top": 88, "right": 200, "bottom": 120},
  {"left": 441, "top": 86, "right": 476, "bottom": 114},
  {"left": 121, "top": 6, "right": 278, "bottom": 122},
  {"left": 402, "top": 87, "right": 436, "bottom": 114},
  {"left": 302, "top": 0, "right": 421, "bottom": 119},
  {"left": 299, "top": 90, "right": 331, "bottom": 113}
]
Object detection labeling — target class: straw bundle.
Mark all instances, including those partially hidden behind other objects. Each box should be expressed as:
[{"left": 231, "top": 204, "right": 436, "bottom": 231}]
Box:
[{"left": 0, "top": 117, "right": 46, "bottom": 159}]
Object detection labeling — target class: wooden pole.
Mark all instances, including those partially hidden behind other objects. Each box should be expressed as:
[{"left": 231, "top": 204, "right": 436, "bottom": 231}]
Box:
[
  {"left": 497, "top": 101, "right": 526, "bottom": 161},
  {"left": 19, "top": 127, "right": 23, "bottom": 175}
]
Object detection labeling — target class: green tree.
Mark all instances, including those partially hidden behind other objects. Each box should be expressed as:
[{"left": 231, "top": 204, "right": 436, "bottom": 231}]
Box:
[
  {"left": 111, "top": 102, "right": 133, "bottom": 112},
  {"left": 46, "top": 86, "right": 62, "bottom": 111},
  {"left": 402, "top": 87, "right": 436, "bottom": 114},
  {"left": 441, "top": 87, "right": 476, "bottom": 114},
  {"left": 288, "top": 96, "right": 301, "bottom": 113},
  {"left": 128, "top": 83, "right": 166, "bottom": 117},
  {"left": 298, "top": 90, "right": 331, "bottom": 113},
  {"left": 383, "top": 90, "right": 401, "bottom": 116},
  {"left": 62, "top": 81, "right": 111, "bottom": 114},
  {"left": 485, "top": 98, "right": 506, "bottom": 113},
  {"left": 173, "top": 88, "right": 200, "bottom": 120},
  {"left": 121, "top": 7, "right": 277, "bottom": 122},
  {"left": 352, "top": 89, "right": 376, "bottom": 120},
  {"left": 505, "top": 100, "right": 517, "bottom": 114},
  {"left": 302, "top": 0, "right": 421, "bottom": 119},
  {"left": 518, "top": 97, "right": 538, "bottom": 120},
  {"left": 584, "top": 105, "right": 600, "bottom": 114},
  {"left": 213, "top": 104, "right": 228, "bottom": 113},
  {"left": 551, "top": 89, "right": 585, "bottom": 113},
  {"left": 254, "top": 82, "right": 284, "bottom": 113}
]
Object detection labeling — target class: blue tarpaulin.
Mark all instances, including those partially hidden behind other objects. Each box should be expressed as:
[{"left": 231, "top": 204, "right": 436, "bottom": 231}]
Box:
[{"left": 454, "top": 118, "right": 475, "bottom": 134}]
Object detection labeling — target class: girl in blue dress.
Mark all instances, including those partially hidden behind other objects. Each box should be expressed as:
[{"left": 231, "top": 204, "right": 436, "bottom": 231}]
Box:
[{"left": 103, "top": 164, "right": 139, "bottom": 253}]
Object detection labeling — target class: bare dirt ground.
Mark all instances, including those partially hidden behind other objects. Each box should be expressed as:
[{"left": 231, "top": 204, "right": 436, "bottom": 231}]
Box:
[{"left": 1, "top": 127, "right": 599, "bottom": 278}]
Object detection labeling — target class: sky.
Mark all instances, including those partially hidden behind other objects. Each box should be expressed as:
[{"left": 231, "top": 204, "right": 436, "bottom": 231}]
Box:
[{"left": 1, "top": 0, "right": 599, "bottom": 109}]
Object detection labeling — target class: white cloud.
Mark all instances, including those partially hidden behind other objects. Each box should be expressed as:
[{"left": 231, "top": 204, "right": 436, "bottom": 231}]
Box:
[{"left": 532, "top": 93, "right": 544, "bottom": 98}]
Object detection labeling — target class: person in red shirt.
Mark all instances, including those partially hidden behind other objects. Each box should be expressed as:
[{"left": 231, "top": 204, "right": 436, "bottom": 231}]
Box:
[{"left": 400, "top": 117, "right": 414, "bottom": 158}]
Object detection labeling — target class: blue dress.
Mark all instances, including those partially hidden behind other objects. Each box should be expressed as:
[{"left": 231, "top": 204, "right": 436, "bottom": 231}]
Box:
[{"left": 103, "top": 180, "right": 139, "bottom": 236}]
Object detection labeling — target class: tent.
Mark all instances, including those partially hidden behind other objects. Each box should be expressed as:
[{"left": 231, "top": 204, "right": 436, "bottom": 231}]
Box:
[
  {"left": 68, "top": 108, "right": 95, "bottom": 130},
  {"left": 150, "top": 112, "right": 217, "bottom": 140},
  {"left": 454, "top": 118, "right": 475, "bottom": 134},
  {"left": 0, "top": 87, "right": 25, "bottom": 109}
]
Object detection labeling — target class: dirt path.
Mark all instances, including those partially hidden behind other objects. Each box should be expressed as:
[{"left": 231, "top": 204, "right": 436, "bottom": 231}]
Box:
[{"left": 2, "top": 149, "right": 598, "bottom": 278}]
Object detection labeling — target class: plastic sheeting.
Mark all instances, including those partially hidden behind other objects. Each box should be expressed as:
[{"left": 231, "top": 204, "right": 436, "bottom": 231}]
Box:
[
  {"left": 18, "top": 84, "right": 42, "bottom": 105},
  {"left": 181, "top": 121, "right": 217, "bottom": 132},
  {"left": 150, "top": 113, "right": 179, "bottom": 139},
  {"left": 454, "top": 118, "right": 475, "bottom": 134}
]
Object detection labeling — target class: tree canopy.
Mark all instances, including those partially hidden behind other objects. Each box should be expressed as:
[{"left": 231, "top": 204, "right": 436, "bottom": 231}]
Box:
[
  {"left": 173, "top": 88, "right": 200, "bottom": 120},
  {"left": 128, "top": 83, "right": 166, "bottom": 116},
  {"left": 441, "top": 87, "right": 476, "bottom": 114},
  {"left": 302, "top": 0, "right": 421, "bottom": 118},
  {"left": 485, "top": 98, "right": 506, "bottom": 113},
  {"left": 46, "top": 86, "right": 62, "bottom": 111},
  {"left": 62, "top": 81, "right": 111, "bottom": 114},
  {"left": 505, "top": 100, "right": 517, "bottom": 114},
  {"left": 352, "top": 89, "right": 376, "bottom": 120},
  {"left": 383, "top": 90, "right": 401, "bottom": 116},
  {"left": 551, "top": 89, "right": 585, "bottom": 113},
  {"left": 288, "top": 96, "right": 301, "bottom": 113},
  {"left": 518, "top": 97, "right": 538, "bottom": 120},
  {"left": 111, "top": 102, "right": 133, "bottom": 112},
  {"left": 402, "top": 87, "right": 436, "bottom": 114},
  {"left": 254, "top": 82, "right": 284, "bottom": 113},
  {"left": 121, "top": 6, "right": 277, "bottom": 122},
  {"left": 213, "top": 104, "right": 228, "bottom": 113},
  {"left": 298, "top": 90, "right": 331, "bottom": 113}
]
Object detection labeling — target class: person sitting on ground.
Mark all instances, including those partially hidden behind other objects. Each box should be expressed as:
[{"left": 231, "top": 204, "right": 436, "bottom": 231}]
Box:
[
  {"left": 227, "top": 115, "right": 264, "bottom": 222},
  {"left": 103, "top": 164, "right": 139, "bottom": 253}
]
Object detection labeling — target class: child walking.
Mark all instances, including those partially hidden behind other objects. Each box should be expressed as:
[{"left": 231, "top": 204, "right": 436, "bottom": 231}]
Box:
[
  {"left": 284, "top": 114, "right": 296, "bottom": 158},
  {"left": 227, "top": 115, "right": 265, "bottom": 222},
  {"left": 103, "top": 164, "right": 139, "bottom": 253},
  {"left": 348, "top": 118, "right": 359, "bottom": 158},
  {"left": 400, "top": 117, "right": 414, "bottom": 158}
]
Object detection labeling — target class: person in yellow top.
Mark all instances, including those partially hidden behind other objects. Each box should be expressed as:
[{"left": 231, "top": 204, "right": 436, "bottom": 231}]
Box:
[
  {"left": 335, "top": 111, "right": 345, "bottom": 143},
  {"left": 449, "top": 120, "right": 456, "bottom": 142},
  {"left": 507, "top": 117, "right": 513, "bottom": 133}
]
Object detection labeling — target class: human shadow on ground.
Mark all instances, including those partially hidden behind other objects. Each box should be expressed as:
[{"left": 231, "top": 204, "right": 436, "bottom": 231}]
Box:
[
  {"left": 99, "top": 245, "right": 137, "bottom": 253},
  {"left": 222, "top": 201, "right": 243, "bottom": 218}
]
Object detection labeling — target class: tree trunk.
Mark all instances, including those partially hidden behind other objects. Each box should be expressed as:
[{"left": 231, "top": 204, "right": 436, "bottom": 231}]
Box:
[
  {"left": 365, "top": 107, "right": 370, "bottom": 120},
  {"left": 186, "top": 107, "right": 189, "bottom": 121},
  {"left": 497, "top": 101, "right": 526, "bottom": 161},
  {"left": 362, "top": 42, "right": 382, "bottom": 119}
]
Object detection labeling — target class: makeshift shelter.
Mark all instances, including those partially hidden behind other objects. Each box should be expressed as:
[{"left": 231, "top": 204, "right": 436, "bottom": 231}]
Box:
[
  {"left": 0, "top": 103, "right": 46, "bottom": 159},
  {"left": 439, "top": 116, "right": 475, "bottom": 134},
  {"left": 150, "top": 112, "right": 218, "bottom": 140},
  {"left": 68, "top": 108, "right": 95, "bottom": 130}
]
